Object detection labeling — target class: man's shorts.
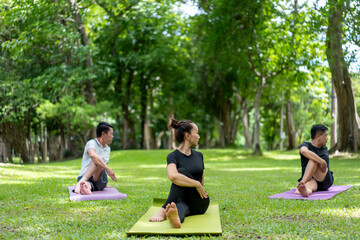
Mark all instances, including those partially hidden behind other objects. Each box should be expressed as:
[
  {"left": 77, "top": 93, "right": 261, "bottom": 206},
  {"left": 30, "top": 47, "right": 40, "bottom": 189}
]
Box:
[
  {"left": 316, "top": 170, "right": 334, "bottom": 191},
  {"left": 77, "top": 170, "right": 108, "bottom": 191}
]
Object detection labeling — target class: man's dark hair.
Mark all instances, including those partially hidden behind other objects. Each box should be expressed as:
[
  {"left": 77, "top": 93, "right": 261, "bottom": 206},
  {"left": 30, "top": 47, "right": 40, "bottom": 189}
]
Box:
[
  {"left": 96, "top": 122, "right": 113, "bottom": 137},
  {"left": 311, "top": 124, "right": 328, "bottom": 139}
]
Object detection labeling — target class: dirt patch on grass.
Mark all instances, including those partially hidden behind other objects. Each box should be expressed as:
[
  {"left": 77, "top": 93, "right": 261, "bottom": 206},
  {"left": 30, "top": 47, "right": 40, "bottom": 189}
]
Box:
[{"left": 0, "top": 224, "right": 18, "bottom": 233}]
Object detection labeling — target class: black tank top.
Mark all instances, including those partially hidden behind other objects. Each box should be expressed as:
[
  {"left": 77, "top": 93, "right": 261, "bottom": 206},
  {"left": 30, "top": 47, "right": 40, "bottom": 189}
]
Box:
[{"left": 167, "top": 149, "right": 204, "bottom": 182}]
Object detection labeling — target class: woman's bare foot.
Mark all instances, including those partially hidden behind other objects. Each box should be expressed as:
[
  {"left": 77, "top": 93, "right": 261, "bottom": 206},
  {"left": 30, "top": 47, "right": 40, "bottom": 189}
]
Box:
[
  {"left": 297, "top": 181, "right": 309, "bottom": 197},
  {"left": 165, "top": 202, "right": 181, "bottom": 228},
  {"left": 149, "top": 208, "right": 166, "bottom": 222},
  {"left": 80, "top": 181, "right": 92, "bottom": 195}
]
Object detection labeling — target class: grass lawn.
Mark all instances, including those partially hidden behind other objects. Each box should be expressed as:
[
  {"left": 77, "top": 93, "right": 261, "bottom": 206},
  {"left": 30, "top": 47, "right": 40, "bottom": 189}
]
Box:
[{"left": 0, "top": 149, "right": 359, "bottom": 239}]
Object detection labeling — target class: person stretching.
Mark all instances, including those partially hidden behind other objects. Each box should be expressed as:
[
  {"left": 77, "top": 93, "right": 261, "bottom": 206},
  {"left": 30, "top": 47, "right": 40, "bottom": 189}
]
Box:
[
  {"left": 295, "top": 124, "right": 334, "bottom": 197},
  {"left": 149, "top": 118, "right": 210, "bottom": 228},
  {"left": 74, "top": 122, "right": 118, "bottom": 195}
]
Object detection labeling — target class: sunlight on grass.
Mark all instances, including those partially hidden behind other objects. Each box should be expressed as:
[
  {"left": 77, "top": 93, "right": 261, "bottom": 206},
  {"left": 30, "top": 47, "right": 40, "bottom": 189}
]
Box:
[
  {"left": 217, "top": 167, "right": 298, "bottom": 172},
  {"left": 0, "top": 179, "right": 37, "bottom": 185},
  {"left": 1, "top": 149, "right": 359, "bottom": 239},
  {"left": 264, "top": 152, "right": 299, "bottom": 160},
  {"left": 321, "top": 208, "right": 360, "bottom": 218},
  {"left": 137, "top": 176, "right": 167, "bottom": 181},
  {"left": 138, "top": 164, "right": 166, "bottom": 169},
  {"left": 331, "top": 152, "right": 360, "bottom": 159},
  {"left": 207, "top": 155, "right": 246, "bottom": 162}
]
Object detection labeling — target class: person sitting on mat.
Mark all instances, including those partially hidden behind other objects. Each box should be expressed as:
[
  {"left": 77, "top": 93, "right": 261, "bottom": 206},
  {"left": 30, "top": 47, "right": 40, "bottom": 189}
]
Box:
[
  {"left": 74, "top": 122, "right": 118, "bottom": 195},
  {"left": 295, "top": 124, "right": 334, "bottom": 197},
  {"left": 149, "top": 118, "right": 210, "bottom": 228}
]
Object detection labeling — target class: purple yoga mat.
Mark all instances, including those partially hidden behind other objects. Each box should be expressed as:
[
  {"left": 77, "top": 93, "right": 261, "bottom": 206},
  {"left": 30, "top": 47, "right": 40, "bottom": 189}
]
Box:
[
  {"left": 269, "top": 185, "right": 353, "bottom": 200},
  {"left": 68, "top": 186, "right": 127, "bottom": 201}
]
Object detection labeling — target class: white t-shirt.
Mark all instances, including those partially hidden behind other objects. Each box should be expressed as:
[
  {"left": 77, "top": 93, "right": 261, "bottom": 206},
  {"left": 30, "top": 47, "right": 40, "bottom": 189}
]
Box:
[{"left": 78, "top": 139, "right": 110, "bottom": 178}]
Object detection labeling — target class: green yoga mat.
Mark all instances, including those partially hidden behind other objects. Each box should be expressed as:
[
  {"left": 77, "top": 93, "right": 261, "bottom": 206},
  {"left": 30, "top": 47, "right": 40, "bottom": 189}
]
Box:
[{"left": 127, "top": 198, "right": 222, "bottom": 236}]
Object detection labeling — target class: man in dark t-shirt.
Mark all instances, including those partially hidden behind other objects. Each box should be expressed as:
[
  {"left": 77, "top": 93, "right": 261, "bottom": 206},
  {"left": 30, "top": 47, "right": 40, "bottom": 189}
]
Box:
[{"left": 295, "top": 124, "right": 334, "bottom": 197}]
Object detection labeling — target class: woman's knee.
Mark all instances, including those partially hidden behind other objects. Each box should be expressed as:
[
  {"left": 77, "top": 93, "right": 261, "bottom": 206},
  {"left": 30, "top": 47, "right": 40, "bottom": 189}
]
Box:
[{"left": 192, "top": 197, "right": 210, "bottom": 214}]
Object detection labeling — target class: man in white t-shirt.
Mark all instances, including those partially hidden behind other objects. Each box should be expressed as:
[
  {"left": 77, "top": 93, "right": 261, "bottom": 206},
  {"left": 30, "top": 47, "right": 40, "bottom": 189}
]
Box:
[{"left": 74, "top": 122, "right": 118, "bottom": 195}]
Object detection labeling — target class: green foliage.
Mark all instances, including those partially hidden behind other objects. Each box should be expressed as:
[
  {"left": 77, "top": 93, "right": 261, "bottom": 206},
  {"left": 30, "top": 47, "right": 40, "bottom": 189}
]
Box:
[
  {"left": 0, "top": 149, "right": 359, "bottom": 239},
  {"left": 1, "top": 0, "right": 359, "bottom": 158}
]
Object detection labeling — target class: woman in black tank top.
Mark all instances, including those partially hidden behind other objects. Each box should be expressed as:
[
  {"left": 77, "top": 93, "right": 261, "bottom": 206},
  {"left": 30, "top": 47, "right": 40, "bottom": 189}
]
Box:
[{"left": 149, "top": 118, "right": 210, "bottom": 228}]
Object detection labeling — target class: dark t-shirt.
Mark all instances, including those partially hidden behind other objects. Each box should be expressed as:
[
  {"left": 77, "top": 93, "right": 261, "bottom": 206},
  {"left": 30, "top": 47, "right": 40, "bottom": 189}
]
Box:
[
  {"left": 299, "top": 142, "right": 330, "bottom": 180},
  {"left": 167, "top": 149, "right": 204, "bottom": 183}
]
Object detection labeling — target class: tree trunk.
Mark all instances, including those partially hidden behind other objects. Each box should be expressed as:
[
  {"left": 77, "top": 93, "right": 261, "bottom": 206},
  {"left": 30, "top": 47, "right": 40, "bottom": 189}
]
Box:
[
  {"left": 241, "top": 99, "right": 252, "bottom": 149},
  {"left": 140, "top": 75, "right": 148, "bottom": 149},
  {"left": 122, "top": 69, "right": 136, "bottom": 149},
  {"left": 253, "top": 77, "right": 265, "bottom": 155},
  {"left": 218, "top": 100, "right": 232, "bottom": 147},
  {"left": 326, "top": 0, "right": 360, "bottom": 152},
  {"left": 114, "top": 72, "right": 125, "bottom": 148},
  {"left": 285, "top": 100, "right": 296, "bottom": 150},
  {"left": 59, "top": 127, "right": 65, "bottom": 160},
  {"left": 66, "top": 116, "right": 71, "bottom": 151},
  {"left": 330, "top": 80, "right": 337, "bottom": 148},
  {"left": 55, "top": 136, "right": 62, "bottom": 160},
  {"left": 0, "top": 137, "right": 6, "bottom": 163},
  {"left": 42, "top": 126, "right": 48, "bottom": 163},
  {"left": 144, "top": 117, "right": 152, "bottom": 150},
  {"left": 148, "top": 88, "right": 156, "bottom": 149},
  {"left": 156, "top": 131, "right": 165, "bottom": 149},
  {"left": 26, "top": 127, "right": 35, "bottom": 163},
  {"left": 48, "top": 130, "right": 55, "bottom": 161},
  {"left": 67, "top": 0, "right": 96, "bottom": 138},
  {"left": 230, "top": 109, "right": 240, "bottom": 145},
  {"left": 280, "top": 103, "right": 284, "bottom": 151},
  {"left": 5, "top": 141, "right": 13, "bottom": 163},
  {"left": 167, "top": 104, "right": 176, "bottom": 150},
  {"left": 115, "top": 112, "right": 123, "bottom": 148}
]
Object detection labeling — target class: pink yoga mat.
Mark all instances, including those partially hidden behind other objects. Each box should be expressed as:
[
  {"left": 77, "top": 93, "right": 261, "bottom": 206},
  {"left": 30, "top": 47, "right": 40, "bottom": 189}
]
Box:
[
  {"left": 269, "top": 185, "right": 353, "bottom": 200},
  {"left": 68, "top": 186, "right": 127, "bottom": 201}
]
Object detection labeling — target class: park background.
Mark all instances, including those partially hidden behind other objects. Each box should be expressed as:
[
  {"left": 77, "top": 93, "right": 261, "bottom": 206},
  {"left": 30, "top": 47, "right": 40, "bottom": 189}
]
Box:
[
  {"left": 1, "top": 0, "right": 360, "bottom": 239},
  {"left": 1, "top": 0, "right": 360, "bottom": 162}
]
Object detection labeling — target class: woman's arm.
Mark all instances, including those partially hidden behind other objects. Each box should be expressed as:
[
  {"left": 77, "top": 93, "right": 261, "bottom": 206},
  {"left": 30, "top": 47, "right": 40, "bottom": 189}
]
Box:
[
  {"left": 167, "top": 163, "right": 208, "bottom": 198},
  {"left": 167, "top": 163, "right": 200, "bottom": 187}
]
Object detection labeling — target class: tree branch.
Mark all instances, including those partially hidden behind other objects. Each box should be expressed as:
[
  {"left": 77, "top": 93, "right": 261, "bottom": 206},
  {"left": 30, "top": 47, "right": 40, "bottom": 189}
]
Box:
[
  {"left": 116, "top": 1, "right": 139, "bottom": 18},
  {"left": 266, "top": 62, "right": 288, "bottom": 79},
  {"left": 78, "top": 0, "right": 95, "bottom": 9},
  {"left": 0, "top": 34, "right": 11, "bottom": 41},
  {"left": 94, "top": 0, "right": 116, "bottom": 18},
  {"left": 246, "top": 49, "right": 261, "bottom": 77}
]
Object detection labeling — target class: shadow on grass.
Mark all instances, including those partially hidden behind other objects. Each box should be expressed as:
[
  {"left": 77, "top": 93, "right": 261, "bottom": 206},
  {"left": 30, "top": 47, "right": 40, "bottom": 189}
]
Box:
[{"left": 1, "top": 149, "right": 359, "bottom": 239}]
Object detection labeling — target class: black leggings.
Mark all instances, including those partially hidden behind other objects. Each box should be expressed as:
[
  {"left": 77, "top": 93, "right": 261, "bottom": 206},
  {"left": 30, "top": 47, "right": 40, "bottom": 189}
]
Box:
[{"left": 162, "top": 168, "right": 210, "bottom": 223}]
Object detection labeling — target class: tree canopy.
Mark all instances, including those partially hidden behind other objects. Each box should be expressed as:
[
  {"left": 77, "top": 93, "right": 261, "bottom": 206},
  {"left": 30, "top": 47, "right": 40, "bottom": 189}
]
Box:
[{"left": 1, "top": 0, "right": 359, "bottom": 163}]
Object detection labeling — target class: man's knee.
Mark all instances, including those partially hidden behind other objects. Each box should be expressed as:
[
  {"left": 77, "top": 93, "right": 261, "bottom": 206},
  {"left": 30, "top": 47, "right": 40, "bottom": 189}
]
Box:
[
  {"left": 307, "top": 160, "right": 317, "bottom": 168},
  {"left": 90, "top": 161, "right": 103, "bottom": 170},
  {"left": 313, "top": 165, "right": 328, "bottom": 181}
]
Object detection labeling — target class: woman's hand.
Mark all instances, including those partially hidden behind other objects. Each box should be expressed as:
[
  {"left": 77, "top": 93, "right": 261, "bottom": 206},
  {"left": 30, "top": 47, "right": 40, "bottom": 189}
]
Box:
[{"left": 195, "top": 182, "right": 208, "bottom": 199}]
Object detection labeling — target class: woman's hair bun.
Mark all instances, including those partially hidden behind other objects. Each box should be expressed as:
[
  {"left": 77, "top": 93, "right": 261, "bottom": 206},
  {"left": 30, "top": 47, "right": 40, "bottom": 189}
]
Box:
[{"left": 170, "top": 118, "right": 180, "bottom": 129}]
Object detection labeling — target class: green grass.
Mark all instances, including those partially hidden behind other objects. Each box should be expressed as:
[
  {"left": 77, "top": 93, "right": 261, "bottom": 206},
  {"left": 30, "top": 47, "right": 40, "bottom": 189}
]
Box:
[{"left": 0, "top": 149, "right": 359, "bottom": 239}]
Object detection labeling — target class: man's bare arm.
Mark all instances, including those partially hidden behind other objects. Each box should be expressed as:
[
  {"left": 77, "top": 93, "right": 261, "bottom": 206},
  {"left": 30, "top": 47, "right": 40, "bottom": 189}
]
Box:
[
  {"left": 88, "top": 148, "right": 117, "bottom": 181},
  {"left": 299, "top": 146, "right": 327, "bottom": 172}
]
